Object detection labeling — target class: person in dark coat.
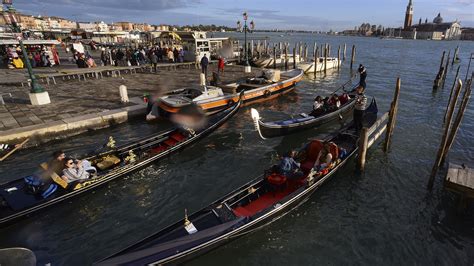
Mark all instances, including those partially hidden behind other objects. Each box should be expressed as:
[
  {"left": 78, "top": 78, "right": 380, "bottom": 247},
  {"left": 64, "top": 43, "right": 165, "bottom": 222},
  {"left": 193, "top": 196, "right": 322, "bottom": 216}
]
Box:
[
  {"left": 150, "top": 51, "right": 158, "bottom": 73},
  {"left": 358, "top": 64, "right": 367, "bottom": 89},
  {"left": 353, "top": 85, "right": 367, "bottom": 133},
  {"left": 173, "top": 48, "right": 179, "bottom": 63},
  {"left": 200, "top": 54, "right": 209, "bottom": 78}
]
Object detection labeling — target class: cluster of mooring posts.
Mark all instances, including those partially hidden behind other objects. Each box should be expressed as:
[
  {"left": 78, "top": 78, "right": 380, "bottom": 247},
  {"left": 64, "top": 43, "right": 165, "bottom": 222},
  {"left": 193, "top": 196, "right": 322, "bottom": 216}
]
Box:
[
  {"left": 432, "top": 46, "right": 464, "bottom": 90},
  {"left": 356, "top": 77, "right": 401, "bottom": 171},
  {"left": 429, "top": 73, "right": 473, "bottom": 191},
  {"left": 244, "top": 39, "right": 357, "bottom": 74}
]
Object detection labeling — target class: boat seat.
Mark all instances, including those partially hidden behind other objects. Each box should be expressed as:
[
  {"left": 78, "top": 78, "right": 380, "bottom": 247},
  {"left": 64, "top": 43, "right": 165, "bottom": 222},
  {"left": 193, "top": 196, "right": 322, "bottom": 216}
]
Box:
[
  {"left": 124, "top": 136, "right": 169, "bottom": 154},
  {"left": 163, "top": 138, "right": 178, "bottom": 147}
]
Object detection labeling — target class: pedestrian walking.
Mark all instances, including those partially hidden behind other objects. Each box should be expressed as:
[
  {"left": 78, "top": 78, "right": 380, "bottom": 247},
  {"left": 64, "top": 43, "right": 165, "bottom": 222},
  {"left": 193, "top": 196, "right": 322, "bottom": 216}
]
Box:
[
  {"left": 150, "top": 51, "right": 158, "bottom": 73},
  {"left": 218, "top": 56, "right": 225, "bottom": 75},
  {"left": 200, "top": 54, "right": 209, "bottom": 78}
]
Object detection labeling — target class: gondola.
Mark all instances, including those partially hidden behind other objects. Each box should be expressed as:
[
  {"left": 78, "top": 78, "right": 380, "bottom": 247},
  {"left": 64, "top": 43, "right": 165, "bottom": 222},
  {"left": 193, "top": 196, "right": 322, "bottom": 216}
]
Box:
[
  {"left": 0, "top": 98, "right": 242, "bottom": 227},
  {"left": 97, "top": 99, "right": 378, "bottom": 265},
  {"left": 250, "top": 86, "right": 358, "bottom": 139},
  {"left": 251, "top": 96, "right": 356, "bottom": 139}
]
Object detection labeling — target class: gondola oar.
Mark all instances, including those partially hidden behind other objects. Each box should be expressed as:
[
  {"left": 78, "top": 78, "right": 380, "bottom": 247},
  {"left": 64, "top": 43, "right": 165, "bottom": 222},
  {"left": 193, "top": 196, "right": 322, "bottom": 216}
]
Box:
[{"left": 0, "top": 138, "right": 29, "bottom": 162}]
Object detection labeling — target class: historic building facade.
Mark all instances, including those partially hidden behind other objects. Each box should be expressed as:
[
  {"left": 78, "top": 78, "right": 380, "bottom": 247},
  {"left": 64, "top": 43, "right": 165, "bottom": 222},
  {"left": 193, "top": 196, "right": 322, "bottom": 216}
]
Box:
[{"left": 401, "top": 0, "right": 462, "bottom": 40}]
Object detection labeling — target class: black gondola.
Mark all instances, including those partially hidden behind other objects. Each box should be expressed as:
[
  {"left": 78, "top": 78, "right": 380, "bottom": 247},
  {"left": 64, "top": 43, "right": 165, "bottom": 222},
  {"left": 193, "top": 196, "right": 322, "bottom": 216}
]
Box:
[
  {"left": 251, "top": 95, "right": 356, "bottom": 139},
  {"left": 0, "top": 98, "right": 242, "bottom": 227},
  {"left": 250, "top": 80, "right": 359, "bottom": 139},
  {"left": 97, "top": 99, "right": 378, "bottom": 266}
]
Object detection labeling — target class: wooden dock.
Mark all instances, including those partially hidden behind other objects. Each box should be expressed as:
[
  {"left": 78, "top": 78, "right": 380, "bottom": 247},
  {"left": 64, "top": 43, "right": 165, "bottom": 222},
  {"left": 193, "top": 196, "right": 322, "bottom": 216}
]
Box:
[{"left": 445, "top": 163, "right": 474, "bottom": 198}]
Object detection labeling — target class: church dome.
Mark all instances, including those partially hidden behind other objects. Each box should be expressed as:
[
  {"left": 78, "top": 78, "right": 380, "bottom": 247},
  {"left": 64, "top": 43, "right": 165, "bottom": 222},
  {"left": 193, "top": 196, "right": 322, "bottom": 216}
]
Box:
[{"left": 433, "top": 13, "right": 443, "bottom": 24}]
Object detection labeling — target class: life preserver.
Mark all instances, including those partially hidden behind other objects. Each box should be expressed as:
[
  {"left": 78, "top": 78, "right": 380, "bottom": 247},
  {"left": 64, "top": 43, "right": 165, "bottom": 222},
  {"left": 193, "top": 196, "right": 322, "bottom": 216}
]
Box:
[{"left": 264, "top": 90, "right": 271, "bottom": 98}]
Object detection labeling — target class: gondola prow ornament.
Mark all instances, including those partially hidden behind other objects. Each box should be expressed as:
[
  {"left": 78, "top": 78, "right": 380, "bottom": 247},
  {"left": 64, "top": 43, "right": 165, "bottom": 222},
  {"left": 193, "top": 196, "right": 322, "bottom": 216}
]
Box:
[
  {"left": 184, "top": 209, "right": 198, "bottom": 234},
  {"left": 250, "top": 108, "right": 266, "bottom": 139},
  {"left": 106, "top": 136, "right": 116, "bottom": 149}
]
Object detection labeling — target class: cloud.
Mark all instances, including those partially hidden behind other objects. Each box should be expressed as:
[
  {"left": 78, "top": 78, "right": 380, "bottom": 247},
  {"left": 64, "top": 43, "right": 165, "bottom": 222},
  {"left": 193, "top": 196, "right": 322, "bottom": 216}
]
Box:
[{"left": 17, "top": 0, "right": 200, "bottom": 11}]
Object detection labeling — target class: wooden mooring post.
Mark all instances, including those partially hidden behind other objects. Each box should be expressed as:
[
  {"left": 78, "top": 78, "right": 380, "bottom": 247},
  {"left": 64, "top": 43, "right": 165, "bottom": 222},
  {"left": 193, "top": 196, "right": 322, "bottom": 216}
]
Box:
[
  {"left": 428, "top": 79, "right": 463, "bottom": 190},
  {"left": 350, "top": 45, "right": 356, "bottom": 69},
  {"left": 314, "top": 46, "right": 319, "bottom": 76},
  {"left": 444, "top": 65, "right": 461, "bottom": 123},
  {"left": 451, "top": 46, "right": 459, "bottom": 66},
  {"left": 324, "top": 44, "right": 328, "bottom": 74},
  {"left": 285, "top": 43, "right": 289, "bottom": 71},
  {"left": 273, "top": 45, "right": 277, "bottom": 69},
  {"left": 337, "top": 45, "right": 341, "bottom": 70},
  {"left": 304, "top": 44, "right": 308, "bottom": 62},
  {"left": 357, "top": 78, "right": 401, "bottom": 170},
  {"left": 293, "top": 47, "right": 297, "bottom": 69},
  {"left": 357, "top": 128, "right": 369, "bottom": 171},
  {"left": 343, "top": 43, "right": 346, "bottom": 61},
  {"left": 433, "top": 51, "right": 446, "bottom": 90},
  {"left": 383, "top": 77, "right": 401, "bottom": 152},
  {"left": 440, "top": 77, "right": 472, "bottom": 166},
  {"left": 441, "top": 50, "right": 451, "bottom": 89}
]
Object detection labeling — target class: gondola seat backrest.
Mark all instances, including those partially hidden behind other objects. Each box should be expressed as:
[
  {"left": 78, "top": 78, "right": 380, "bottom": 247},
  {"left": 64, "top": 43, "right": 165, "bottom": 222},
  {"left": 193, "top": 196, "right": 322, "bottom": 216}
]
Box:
[
  {"left": 40, "top": 162, "right": 68, "bottom": 189},
  {"left": 305, "top": 140, "right": 323, "bottom": 163},
  {"left": 96, "top": 154, "right": 121, "bottom": 171}
]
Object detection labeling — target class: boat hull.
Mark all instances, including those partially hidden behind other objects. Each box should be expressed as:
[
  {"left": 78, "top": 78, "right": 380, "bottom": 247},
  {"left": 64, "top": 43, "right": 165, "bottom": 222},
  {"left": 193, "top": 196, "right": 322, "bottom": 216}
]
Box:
[
  {"left": 298, "top": 57, "right": 341, "bottom": 73},
  {"left": 157, "top": 69, "right": 304, "bottom": 118},
  {"left": 257, "top": 98, "right": 356, "bottom": 138}
]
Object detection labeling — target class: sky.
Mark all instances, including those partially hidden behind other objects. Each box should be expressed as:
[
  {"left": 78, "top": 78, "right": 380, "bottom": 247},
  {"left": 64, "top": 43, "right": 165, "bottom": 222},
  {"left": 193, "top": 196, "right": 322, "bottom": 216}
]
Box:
[{"left": 11, "top": 0, "right": 474, "bottom": 30}]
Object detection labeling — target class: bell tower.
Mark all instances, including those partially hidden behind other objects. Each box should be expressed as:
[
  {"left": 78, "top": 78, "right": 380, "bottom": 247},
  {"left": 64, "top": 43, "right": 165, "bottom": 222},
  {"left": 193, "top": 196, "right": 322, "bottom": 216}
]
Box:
[{"left": 404, "top": 0, "right": 413, "bottom": 29}]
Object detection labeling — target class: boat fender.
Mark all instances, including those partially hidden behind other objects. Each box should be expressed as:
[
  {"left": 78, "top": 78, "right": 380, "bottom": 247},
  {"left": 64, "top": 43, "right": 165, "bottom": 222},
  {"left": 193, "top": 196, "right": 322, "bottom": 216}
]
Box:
[{"left": 264, "top": 90, "right": 271, "bottom": 98}]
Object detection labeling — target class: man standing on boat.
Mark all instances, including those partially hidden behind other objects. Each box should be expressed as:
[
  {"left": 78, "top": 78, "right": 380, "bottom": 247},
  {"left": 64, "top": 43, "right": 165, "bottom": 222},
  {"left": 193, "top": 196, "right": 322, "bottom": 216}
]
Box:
[
  {"left": 353, "top": 86, "right": 367, "bottom": 133},
  {"left": 358, "top": 64, "right": 367, "bottom": 89},
  {"left": 200, "top": 54, "right": 209, "bottom": 79}
]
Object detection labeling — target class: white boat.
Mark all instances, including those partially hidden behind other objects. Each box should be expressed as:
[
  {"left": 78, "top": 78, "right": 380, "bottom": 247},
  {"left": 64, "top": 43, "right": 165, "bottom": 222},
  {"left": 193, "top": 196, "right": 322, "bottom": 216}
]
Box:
[
  {"left": 254, "top": 54, "right": 302, "bottom": 68},
  {"left": 297, "top": 57, "right": 340, "bottom": 73}
]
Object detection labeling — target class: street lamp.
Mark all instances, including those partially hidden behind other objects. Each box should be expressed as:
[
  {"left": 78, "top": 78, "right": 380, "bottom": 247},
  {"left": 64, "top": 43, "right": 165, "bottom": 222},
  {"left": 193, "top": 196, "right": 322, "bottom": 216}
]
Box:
[
  {"left": 237, "top": 12, "right": 255, "bottom": 73},
  {"left": 2, "top": 0, "right": 50, "bottom": 105}
]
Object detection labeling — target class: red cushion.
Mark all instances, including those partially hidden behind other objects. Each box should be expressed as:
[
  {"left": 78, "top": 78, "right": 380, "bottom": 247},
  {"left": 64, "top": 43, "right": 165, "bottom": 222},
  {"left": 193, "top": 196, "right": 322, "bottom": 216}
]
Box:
[{"left": 267, "top": 173, "right": 287, "bottom": 186}]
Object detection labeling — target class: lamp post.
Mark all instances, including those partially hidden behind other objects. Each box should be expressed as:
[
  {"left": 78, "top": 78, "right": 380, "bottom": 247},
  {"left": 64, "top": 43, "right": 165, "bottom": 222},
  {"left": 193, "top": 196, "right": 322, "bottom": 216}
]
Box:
[
  {"left": 2, "top": 0, "right": 50, "bottom": 105},
  {"left": 237, "top": 12, "right": 254, "bottom": 73}
]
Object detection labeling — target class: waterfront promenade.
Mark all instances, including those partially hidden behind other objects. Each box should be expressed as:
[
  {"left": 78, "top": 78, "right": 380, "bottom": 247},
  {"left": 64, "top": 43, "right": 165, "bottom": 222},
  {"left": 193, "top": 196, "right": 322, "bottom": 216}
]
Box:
[{"left": 0, "top": 64, "right": 257, "bottom": 144}]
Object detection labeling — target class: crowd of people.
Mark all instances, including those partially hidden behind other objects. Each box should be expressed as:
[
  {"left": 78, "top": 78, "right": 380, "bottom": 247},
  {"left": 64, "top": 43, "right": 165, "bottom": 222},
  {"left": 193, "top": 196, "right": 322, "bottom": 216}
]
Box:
[
  {"left": 96, "top": 46, "right": 187, "bottom": 69},
  {"left": 310, "top": 93, "right": 351, "bottom": 117},
  {"left": 309, "top": 64, "right": 368, "bottom": 132},
  {"left": 276, "top": 139, "right": 347, "bottom": 181},
  {"left": 0, "top": 45, "right": 60, "bottom": 69}
]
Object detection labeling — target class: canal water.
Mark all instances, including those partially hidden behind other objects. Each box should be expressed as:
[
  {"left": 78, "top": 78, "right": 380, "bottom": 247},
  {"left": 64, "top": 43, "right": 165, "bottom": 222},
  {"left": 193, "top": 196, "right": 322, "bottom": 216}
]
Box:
[{"left": 0, "top": 33, "right": 473, "bottom": 265}]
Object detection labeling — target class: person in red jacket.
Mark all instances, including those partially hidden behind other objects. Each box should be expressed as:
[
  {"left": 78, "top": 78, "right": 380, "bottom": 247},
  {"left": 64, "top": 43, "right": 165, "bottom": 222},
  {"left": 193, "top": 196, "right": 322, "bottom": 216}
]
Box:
[{"left": 217, "top": 56, "right": 225, "bottom": 75}]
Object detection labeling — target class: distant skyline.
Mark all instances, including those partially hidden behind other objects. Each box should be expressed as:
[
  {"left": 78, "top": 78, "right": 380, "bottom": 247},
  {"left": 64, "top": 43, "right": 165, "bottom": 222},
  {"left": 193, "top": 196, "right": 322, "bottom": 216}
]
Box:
[{"left": 11, "top": 0, "right": 474, "bottom": 30}]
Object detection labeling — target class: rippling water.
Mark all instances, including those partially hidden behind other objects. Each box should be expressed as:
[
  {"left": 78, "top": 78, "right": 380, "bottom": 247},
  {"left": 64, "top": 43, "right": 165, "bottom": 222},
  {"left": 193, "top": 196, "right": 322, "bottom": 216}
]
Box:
[{"left": 0, "top": 33, "right": 473, "bottom": 265}]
